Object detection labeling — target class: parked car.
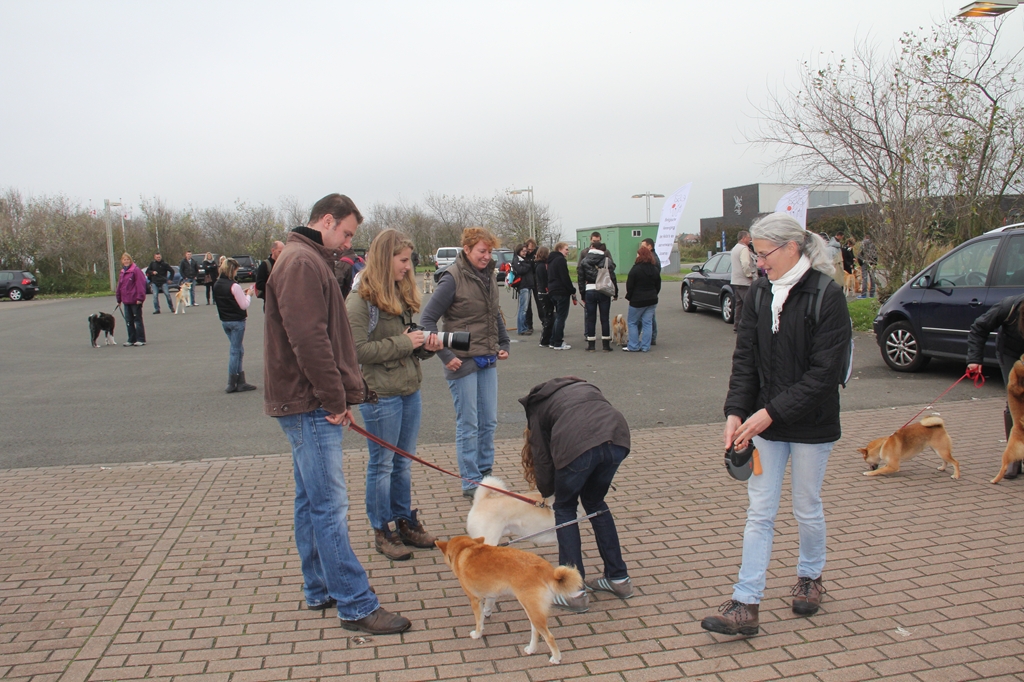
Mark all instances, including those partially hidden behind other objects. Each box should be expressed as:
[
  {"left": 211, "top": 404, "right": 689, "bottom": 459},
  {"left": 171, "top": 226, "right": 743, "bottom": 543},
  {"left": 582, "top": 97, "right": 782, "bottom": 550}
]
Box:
[
  {"left": 0, "top": 270, "right": 39, "bottom": 301},
  {"left": 873, "top": 222, "right": 1024, "bottom": 372},
  {"left": 680, "top": 252, "right": 737, "bottom": 324},
  {"left": 434, "top": 247, "right": 459, "bottom": 269},
  {"left": 433, "top": 248, "right": 514, "bottom": 285},
  {"left": 232, "top": 255, "right": 258, "bottom": 282},
  {"left": 168, "top": 266, "right": 182, "bottom": 291}
]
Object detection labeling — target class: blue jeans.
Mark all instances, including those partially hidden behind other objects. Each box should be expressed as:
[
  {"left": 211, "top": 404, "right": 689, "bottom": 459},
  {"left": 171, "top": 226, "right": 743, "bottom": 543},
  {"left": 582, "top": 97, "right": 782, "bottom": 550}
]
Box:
[
  {"left": 151, "top": 281, "right": 173, "bottom": 311},
  {"left": 278, "top": 408, "right": 379, "bottom": 620},
  {"left": 585, "top": 290, "right": 611, "bottom": 340},
  {"left": 627, "top": 304, "right": 656, "bottom": 351},
  {"left": 359, "top": 392, "right": 421, "bottom": 530},
  {"left": 446, "top": 366, "right": 498, "bottom": 491},
  {"left": 123, "top": 303, "right": 146, "bottom": 343},
  {"left": 221, "top": 320, "right": 246, "bottom": 375},
  {"left": 550, "top": 294, "right": 570, "bottom": 346},
  {"left": 733, "top": 437, "right": 833, "bottom": 604},
  {"left": 516, "top": 288, "right": 533, "bottom": 334},
  {"left": 553, "top": 442, "right": 628, "bottom": 582}
]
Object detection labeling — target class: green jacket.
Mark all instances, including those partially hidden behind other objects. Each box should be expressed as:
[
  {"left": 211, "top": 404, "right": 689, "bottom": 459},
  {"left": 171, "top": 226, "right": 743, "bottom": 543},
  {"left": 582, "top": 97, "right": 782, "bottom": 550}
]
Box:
[{"left": 346, "top": 292, "right": 431, "bottom": 397}]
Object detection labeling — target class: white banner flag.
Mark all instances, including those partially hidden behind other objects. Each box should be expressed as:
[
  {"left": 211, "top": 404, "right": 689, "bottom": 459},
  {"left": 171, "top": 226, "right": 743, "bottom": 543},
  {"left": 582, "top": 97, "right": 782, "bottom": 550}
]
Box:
[
  {"left": 654, "top": 183, "right": 691, "bottom": 268},
  {"left": 774, "top": 186, "right": 809, "bottom": 228}
]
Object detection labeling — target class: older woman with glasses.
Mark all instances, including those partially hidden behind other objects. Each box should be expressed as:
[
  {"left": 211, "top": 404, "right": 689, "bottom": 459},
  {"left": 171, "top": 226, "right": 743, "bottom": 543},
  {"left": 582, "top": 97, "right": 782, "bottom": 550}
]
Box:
[{"left": 700, "top": 213, "right": 851, "bottom": 638}]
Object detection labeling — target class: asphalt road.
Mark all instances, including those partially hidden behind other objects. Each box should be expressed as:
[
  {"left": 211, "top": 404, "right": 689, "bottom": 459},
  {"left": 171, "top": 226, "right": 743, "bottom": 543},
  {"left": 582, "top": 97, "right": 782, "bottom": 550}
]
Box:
[{"left": 0, "top": 283, "right": 1005, "bottom": 469}]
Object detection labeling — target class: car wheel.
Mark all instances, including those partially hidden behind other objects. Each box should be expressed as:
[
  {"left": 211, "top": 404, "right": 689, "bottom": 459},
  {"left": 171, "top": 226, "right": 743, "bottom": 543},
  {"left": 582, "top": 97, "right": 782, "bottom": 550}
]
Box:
[
  {"left": 681, "top": 284, "right": 696, "bottom": 312},
  {"left": 721, "top": 292, "right": 734, "bottom": 324},
  {"left": 8, "top": 287, "right": 23, "bottom": 301},
  {"left": 882, "top": 320, "right": 931, "bottom": 372}
]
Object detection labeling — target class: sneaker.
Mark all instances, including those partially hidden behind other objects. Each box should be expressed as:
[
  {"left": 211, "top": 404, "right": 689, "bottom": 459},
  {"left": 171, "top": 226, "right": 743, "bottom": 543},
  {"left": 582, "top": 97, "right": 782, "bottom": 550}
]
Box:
[
  {"left": 153, "top": 310, "right": 160, "bottom": 314},
  {"left": 622, "top": 347, "right": 636, "bottom": 352},
  {"left": 700, "top": 600, "right": 759, "bottom": 636},
  {"left": 339, "top": 607, "right": 411, "bottom": 635},
  {"left": 549, "top": 343, "right": 572, "bottom": 350},
  {"left": 397, "top": 510, "right": 437, "bottom": 548},
  {"left": 374, "top": 528, "right": 412, "bottom": 561},
  {"left": 791, "top": 576, "right": 826, "bottom": 616},
  {"left": 307, "top": 597, "right": 336, "bottom": 611},
  {"left": 134, "top": 341, "right": 146, "bottom": 346},
  {"left": 123, "top": 342, "right": 134, "bottom": 347},
  {"left": 551, "top": 591, "right": 589, "bottom": 613},
  {"left": 586, "top": 576, "right": 634, "bottom": 599},
  {"left": 857, "top": 294, "right": 867, "bottom": 299}
]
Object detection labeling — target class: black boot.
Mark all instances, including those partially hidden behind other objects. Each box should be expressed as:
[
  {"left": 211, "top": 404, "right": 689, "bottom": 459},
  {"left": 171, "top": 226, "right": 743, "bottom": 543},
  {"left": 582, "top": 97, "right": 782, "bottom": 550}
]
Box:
[
  {"left": 602, "top": 337, "right": 612, "bottom": 352},
  {"left": 1005, "top": 409, "right": 1020, "bottom": 479},
  {"left": 586, "top": 339, "right": 596, "bottom": 352},
  {"left": 225, "top": 374, "right": 238, "bottom": 393},
  {"left": 236, "top": 371, "right": 257, "bottom": 392}
]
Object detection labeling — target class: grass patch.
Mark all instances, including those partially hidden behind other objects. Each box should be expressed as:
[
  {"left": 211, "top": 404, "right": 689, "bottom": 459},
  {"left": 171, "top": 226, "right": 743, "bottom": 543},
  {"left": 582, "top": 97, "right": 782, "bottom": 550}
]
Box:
[{"left": 847, "top": 297, "right": 880, "bottom": 332}]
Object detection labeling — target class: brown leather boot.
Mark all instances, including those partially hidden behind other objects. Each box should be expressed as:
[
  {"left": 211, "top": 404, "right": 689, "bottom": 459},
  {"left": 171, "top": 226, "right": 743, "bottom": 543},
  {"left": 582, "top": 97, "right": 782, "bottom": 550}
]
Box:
[
  {"left": 374, "top": 528, "right": 412, "bottom": 561},
  {"left": 340, "top": 607, "right": 411, "bottom": 634},
  {"left": 397, "top": 510, "right": 437, "bottom": 548},
  {"left": 792, "top": 576, "right": 826, "bottom": 615},
  {"left": 700, "top": 600, "right": 759, "bottom": 636}
]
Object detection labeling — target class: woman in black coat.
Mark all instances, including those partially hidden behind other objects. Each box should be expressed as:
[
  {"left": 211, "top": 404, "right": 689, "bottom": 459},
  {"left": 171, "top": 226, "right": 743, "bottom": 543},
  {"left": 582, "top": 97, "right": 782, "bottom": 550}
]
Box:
[
  {"left": 519, "top": 377, "right": 632, "bottom": 613},
  {"left": 623, "top": 245, "right": 661, "bottom": 352},
  {"left": 544, "top": 243, "right": 575, "bottom": 350},
  {"left": 701, "top": 213, "right": 851, "bottom": 638},
  {"left": 966, "top": 292, "right": 1024, "bottom": 479},
  {"left": 533, "top": 246, "right": 553, "bottom": 347}
]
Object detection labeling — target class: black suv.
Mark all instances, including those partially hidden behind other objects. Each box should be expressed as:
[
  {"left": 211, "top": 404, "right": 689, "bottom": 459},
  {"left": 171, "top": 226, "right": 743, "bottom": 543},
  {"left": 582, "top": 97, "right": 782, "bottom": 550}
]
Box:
[
  {"left": 873, "top": 222, "right": 1024, "bottom": 371},
  {"left": 0, "top": 270, "right": 39, "bottom": 300},
  {"left": 232, "top": 255, "right": 258, "bottom": 282}
]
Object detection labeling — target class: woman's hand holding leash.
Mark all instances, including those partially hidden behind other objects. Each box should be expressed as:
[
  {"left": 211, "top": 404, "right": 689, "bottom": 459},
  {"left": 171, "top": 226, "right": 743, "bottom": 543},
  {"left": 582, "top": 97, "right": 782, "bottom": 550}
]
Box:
[{"left": 725, "top": 409, "right": 773, "bottom": 450}]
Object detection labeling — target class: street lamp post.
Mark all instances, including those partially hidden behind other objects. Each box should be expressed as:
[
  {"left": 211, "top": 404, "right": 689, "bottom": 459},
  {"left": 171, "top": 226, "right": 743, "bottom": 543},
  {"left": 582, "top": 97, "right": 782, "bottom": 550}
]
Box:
[
  {"left": 957, "top": 1, "right": 1018, "bottom": 17},
  {"left": 108, "top": 201, "right": 126, "bottom": 253},
  {"left": 631, "top": 192, "right": 665, "bottom": 224},
  {"left": 104, "top": 200, "right": 117, "bottom": 291},
  {"left": 508, "top": 186, "right": 535, "bottom": 242}
]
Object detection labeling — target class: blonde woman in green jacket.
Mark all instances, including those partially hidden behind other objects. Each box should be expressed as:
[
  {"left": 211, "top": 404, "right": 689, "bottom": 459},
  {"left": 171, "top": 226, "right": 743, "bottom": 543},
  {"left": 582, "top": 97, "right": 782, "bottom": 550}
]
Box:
[{"left": 347, "top": 229, "right": 442, "bottom": 561}]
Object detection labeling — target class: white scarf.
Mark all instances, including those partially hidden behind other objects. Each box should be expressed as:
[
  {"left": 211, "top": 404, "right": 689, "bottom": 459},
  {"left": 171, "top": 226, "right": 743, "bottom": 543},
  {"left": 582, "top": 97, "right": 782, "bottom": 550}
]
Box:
[{"left": 769, "top": 255, "right": 811, "bottom": 334}]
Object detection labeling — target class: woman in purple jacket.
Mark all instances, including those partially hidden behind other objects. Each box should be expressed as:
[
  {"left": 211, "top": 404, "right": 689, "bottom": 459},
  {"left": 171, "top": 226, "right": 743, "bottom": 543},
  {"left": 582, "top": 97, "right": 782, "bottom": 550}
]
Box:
[{"left": 115, "top": 253, "right": 147, "bottom": 346}]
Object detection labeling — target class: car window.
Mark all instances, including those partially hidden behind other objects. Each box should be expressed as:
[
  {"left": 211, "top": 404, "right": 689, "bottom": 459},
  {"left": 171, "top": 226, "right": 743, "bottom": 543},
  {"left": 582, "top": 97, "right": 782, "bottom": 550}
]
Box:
[
  {"left": 0, "top": 272, "right": 12, "bottom": 281},
  {"left": 992, "top": 234, "right": 1024, "bottom": 286},
  {"left": 714, "top": 255, "right": 732, "bottom": 274},
  {"left": 933, "top": 239, "right": 998, "bottom": 287},
  {"left": 703, "top": 254, "right": 723, "bottom": 272}
]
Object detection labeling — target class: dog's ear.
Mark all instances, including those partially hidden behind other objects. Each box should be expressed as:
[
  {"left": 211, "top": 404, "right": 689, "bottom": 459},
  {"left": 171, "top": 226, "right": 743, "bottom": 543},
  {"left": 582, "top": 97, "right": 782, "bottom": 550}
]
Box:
[
  {"left": 434, "top": 539, "right": 446, "bottom": 551},
  {"left": 857, "top": 447, "right": 868, "bottom": 458},
  {"left": 471, "top": 536, "right": 486, "bottom": 545}
]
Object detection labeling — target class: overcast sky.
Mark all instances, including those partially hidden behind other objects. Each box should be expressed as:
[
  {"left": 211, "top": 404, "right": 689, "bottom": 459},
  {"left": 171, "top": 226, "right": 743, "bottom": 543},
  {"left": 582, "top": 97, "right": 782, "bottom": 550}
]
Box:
[{"left": 2, "top": 1, "right": 1021, "bottom": 238}]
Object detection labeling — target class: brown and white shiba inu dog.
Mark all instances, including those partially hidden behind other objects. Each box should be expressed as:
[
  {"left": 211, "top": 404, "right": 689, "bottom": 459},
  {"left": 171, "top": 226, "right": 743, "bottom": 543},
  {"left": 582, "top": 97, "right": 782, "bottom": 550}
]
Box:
[
  {"left": 612, "top": 314, "right": 627, "bottom": 346},
  {"left": 422, "top": 270, "right": 434, "bottom": 294},
  {"left": 435, "top": 535, "right": 582, "bottom": 665},
  {"left": 173, "top": 281, "right": 192, "bottom": 314},
  {"left": 466, "top": 476, "right": 555, "bottom": 546},
  {"left": 859, "top": 416, "right": 959, "bottom": 479},
  {"left": 843, "top": 269, "right": 857, "bottom": 296},
  {"left": 992, "top": 357, "right": 1024, "bottom": 484}
]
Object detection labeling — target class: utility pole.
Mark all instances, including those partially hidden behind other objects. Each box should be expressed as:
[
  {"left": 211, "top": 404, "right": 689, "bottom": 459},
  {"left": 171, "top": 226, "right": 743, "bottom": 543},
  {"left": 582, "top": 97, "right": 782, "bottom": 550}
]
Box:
[
  {"left": 104, "top": 200, "right": 116, "bottom": 291},
  {"left": 631, "top": 192, "right": 665, "bottom": 223}
]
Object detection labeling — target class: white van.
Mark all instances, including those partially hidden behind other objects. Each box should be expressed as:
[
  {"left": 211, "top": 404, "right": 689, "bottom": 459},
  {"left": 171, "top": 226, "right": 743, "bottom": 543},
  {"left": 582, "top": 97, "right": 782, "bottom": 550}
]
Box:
[{"left": 434, "top": 247, "right": 459, "bottom": 269}]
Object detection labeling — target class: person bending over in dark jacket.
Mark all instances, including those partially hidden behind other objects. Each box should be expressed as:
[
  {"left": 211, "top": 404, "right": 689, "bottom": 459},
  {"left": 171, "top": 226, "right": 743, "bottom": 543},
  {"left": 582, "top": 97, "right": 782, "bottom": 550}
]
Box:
[
  {"left": 701, "top": 212, "right": 851, "bottom": 638},
  {"left": 519, "top": 377, "right": 633, "bottom": 614},
  {"left": 623, "top": 245, "right": 661, "bottom": 352},
  {"left": 967, "top": 292, "right": 1024, "bottom": 480},
  {"left": 545, "top": 242, "right": 576, "bottom": 350}
]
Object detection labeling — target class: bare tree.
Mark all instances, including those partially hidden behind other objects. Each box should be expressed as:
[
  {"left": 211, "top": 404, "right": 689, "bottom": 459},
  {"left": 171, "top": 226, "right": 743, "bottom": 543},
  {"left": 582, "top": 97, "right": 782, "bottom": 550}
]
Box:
[{"left": 750, "top": 18, "right": 1024, "bottom": 294}]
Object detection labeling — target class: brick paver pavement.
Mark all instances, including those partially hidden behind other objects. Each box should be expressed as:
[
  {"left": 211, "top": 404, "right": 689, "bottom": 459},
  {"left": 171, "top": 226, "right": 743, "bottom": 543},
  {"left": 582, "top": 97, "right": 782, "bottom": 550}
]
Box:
[{"left": 2, "top": 398, "right": 1023, "bottom": 682}]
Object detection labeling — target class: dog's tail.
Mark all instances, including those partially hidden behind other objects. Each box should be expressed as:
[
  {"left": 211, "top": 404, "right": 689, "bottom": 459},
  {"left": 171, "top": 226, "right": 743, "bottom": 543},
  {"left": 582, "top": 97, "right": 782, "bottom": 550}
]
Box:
[
  {"left": 473, "top": 476, "right": 507, "bottom": 502},
  {"left": 920, "top": 416, "right": 945, "bottom": 428},
  {"left": 550, "top": 565, "right": 583, "bottom": 596}
]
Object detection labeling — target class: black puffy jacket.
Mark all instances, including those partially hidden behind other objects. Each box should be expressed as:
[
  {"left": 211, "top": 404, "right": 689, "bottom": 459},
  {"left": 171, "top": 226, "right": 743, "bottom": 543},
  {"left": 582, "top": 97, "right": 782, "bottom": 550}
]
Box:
[
  {"left": 724, "top": 269, "right": 851, "bottom": 444},
  {"left": 966, "top": 292, "right": 1024, "bottom": 365},
  {"left": 512, "top": 253, "right": 536, "bottom": 290},
  {"left": 577, "top": 248, "right": 618, "bottom": 298}
]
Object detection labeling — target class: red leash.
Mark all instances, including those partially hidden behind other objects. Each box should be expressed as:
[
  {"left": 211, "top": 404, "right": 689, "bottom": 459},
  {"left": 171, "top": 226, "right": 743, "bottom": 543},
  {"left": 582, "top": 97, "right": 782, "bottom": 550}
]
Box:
[
  {"left": 347, "top": 422, "right": 546, "bottom": 508},
  {"left": 896, "top": 368, "right": 986, "bottom": 431}
]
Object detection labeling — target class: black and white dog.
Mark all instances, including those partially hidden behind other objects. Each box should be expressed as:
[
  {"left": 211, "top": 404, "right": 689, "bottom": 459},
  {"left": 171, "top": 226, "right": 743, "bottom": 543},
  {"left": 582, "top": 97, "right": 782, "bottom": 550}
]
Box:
[{"left": 88, "top": 312, "right": 117, "bottom": 347}]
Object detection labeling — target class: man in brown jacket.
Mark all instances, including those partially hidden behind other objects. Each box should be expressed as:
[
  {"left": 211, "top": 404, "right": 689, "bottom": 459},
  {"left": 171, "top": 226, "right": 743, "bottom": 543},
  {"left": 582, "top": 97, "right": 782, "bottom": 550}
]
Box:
[{"left": 264, "top": 193, "right": 410, "bottom": 635}]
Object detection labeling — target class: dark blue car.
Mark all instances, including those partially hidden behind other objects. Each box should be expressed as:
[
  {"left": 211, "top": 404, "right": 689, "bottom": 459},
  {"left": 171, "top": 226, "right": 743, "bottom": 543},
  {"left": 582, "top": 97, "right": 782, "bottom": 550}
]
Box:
[{"left": 873, "top": 222, "right": 1024, "bottom": 371}]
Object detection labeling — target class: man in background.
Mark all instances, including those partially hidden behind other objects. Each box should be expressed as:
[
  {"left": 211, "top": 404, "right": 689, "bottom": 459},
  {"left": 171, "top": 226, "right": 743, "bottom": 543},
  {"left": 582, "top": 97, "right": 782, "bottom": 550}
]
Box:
[
  {"left": 179, "top": 250, "right": 199, "bottom": 307},
  {"left": 729, "top": 231, "right": 756, "bottom": 332},
  {"left": 254, "top": 240, "right": 284, "bottom": 309},
  {"left": 146, "top": 252, "right": 175, "bottom": 314}
]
